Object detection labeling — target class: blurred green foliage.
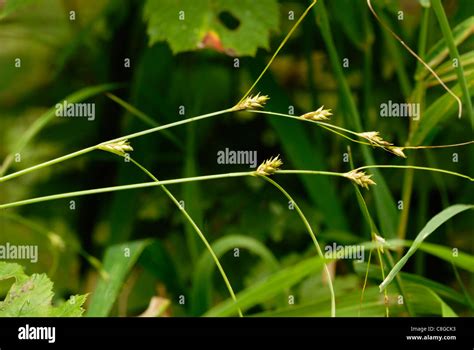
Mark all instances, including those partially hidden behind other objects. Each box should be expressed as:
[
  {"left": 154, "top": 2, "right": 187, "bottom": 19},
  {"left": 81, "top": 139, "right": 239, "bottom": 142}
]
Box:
[{"left": 0, "top": 0, "right": 472, "bottom": 317}]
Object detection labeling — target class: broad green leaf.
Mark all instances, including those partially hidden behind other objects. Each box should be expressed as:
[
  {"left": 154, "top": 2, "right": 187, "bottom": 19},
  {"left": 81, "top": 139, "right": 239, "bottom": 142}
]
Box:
[
  {"left": 191, "top": 234, "right": 279, "bottom": 315},
  {"left": 86, "top": 239, "right": 152, "bottom": 317},
  {"left": 0, "top": 262, "right": 86, "bottom": 316},
  {"left": 380, "top": 204, "right": 473, "bottom": 291},
  {"left": 143, "top": 0, "right": 280, "bottom": 56},
  {"left": 0, "top": 0, "right": 36, "bottom": 19},
  {"left": 204, "top": 257, "right": 325, "bottom": 316}
]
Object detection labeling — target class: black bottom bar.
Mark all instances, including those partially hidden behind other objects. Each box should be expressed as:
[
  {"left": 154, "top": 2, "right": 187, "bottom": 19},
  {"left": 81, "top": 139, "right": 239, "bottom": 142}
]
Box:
[{"left": 0, "top": 317, "right": 471, "bottom": 347}]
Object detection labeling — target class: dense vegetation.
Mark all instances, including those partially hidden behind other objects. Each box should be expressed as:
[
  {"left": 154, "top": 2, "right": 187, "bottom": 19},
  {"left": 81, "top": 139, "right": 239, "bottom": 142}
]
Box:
[{"left": 0, "top": 0, "right": 472, "bottom": 317}]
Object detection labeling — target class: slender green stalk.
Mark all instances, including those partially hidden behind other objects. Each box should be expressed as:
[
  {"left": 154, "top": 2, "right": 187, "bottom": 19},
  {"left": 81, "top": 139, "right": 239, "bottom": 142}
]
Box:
[
  {"left": 2, "top": 165, "right": 471, "bottom": 209},
  {"left": 396, "top": 155, "right": 415, "bottom": 244},
  {"left": 0, "top": 146, "right": 97, "bottom": 183},
  {"left": 238, "top": 0, "right": 318, "bottom": 103},
  {"left": 0, "top": 172, "right": 253, "bottom": 209},
  {"left": 105, "top": 93, "right": 183, "bottom": 149},
  {"left": 432, "top": 0, "right": 474, "bottom": 126},
  {"left": 250, "top": 110, "right": 474, "bottom": 152},
  {"left": 347, "top": 147, "right": 412, "bottom": 316},
  {"left": 259, "top": 175, "right": 336, "bottom": 317},
  {"left": 355, "top": 165, "right": 473, "bottom": 182},
  {"left": 249, "top": 110, "right": 374, "bottom": 146},
  {"left": 128, "top": 158, "right": 242, "bottom": 317},
  {"left": 359, "top": 248, "right": 373, "bottom": 317},
  {"left": 278, "top": 169, "right": 345, "bottom": 177},
  {"left": 0, "top": 83, "right": 122, "bottom": 177},
  {"left": 398, "top": 7, "right": 430, "bottom": 247},
  {"left": 0, "top": 108, "right": 233, "bottom": 183},
  {"left": 367, "top": 0, "right": 462, "bottom": 119}
]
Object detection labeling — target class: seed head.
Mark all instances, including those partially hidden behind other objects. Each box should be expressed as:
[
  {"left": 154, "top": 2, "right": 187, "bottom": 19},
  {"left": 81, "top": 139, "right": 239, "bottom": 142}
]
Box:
[
  {"left": 358, "top": 131, "right": 393, "bottom": 147},
  {"left": 256, "top": 155, "right": 283, "bottom": 176},
  {"left": 344, "top": 169, "right": 376, "bottom": 189},
  {"left": 387, "top": 146, "right": 406, "bottom": 158},
  {"left": 233, "top": 93, "right": 270, "bottom": 111},
  {"left": 98, "top": 140, "right": 133, "bottom": 157},
  {"left": 300, "top": 106, "right": 332, "bottom": 121}
]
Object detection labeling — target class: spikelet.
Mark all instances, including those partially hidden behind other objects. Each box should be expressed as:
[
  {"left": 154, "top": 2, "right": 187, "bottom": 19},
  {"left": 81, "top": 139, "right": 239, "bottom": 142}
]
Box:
[
  {"left": 97, "top": 140, "right": 133, "bottom": 157},
  {"left": 300, "top": 106, "right": 332, "bottom": 121},
  {"left": 233, "top": 93, "right": 270, "bottom": 111},
  {"left": 255, "top": 155, "right": 283, "bottom": 176},
  {"left": 343, "top": 169, "right": 376, "bottom": 189}
]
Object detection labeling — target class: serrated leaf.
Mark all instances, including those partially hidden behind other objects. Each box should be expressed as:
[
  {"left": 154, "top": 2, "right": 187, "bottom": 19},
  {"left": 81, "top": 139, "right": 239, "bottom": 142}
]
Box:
[
  {"left": 0, "top": 262, "right": 86, "bottom": 317},
  {"left": 143, "top": 0, "right": 280, "bottom": 56}
]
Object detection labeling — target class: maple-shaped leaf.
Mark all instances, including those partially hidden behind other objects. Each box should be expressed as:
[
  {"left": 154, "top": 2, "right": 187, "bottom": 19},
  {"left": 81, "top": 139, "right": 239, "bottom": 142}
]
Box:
[
  {"left": 144, "top": 0, "right": 280, "bottom": 56},
  {"left": 0, "top": 262, "right": 87, "bottom": 317}
]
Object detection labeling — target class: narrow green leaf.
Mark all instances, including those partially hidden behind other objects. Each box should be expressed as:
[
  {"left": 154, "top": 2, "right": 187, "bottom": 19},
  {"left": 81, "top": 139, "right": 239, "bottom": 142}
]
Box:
[
  {"left": 204, "top": 257, "right": 325, "bottom": 317},
  {"left": 354, "top": 262, "right": 468, "bottom": 306},
  {"left": 432, "top": 0, "right": 473, "bottom": 125},
  {"left": 380, "top": 204, "right": 473, "bottom": 291},
  {"left": 86, "top": 239, "right": 152, "bottom": 317},
  {"left": 405, "top": 284, "right": 458, "bottom": 317},
  {"left": 253, "top": 287, "right": 402, "bottom": 317},
  {"left": 415, "top": 16, "right": 474, "bottom": 81},
  {"left": 360, "top": 239, "right": 474, "bottom": 273},
  {"left": 410, "top": 71, "right": 474, "bottom": 145}
]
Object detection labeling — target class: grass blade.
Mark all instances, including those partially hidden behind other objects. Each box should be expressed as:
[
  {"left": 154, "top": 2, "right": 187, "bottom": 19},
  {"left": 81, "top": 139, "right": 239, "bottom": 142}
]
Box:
[
  {"left": 380, "top": 204, "right": 473, "bottom": 291},
  {"left": 432, "top": 0, "right": 474, "bottom": 125},
  {"left": 204, "top": 257, "right": 325, "bottom": 317},
  {"left": 410, "top": 72, "right": 474, "bottom": 145},
  {"left": 86, "top": 239, "right": 152, "bottom": 317}
]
